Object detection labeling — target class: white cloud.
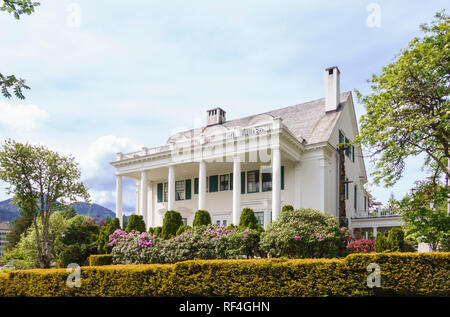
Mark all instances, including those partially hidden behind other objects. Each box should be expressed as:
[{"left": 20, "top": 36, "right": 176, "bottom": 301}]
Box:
[{"left": 0, "top": 101, "right": 48, "bottom": 132}]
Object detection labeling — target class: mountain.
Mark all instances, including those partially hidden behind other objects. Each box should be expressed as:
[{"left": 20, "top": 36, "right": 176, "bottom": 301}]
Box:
[{"left": 0, "top": 199, "right": 116, "bottom": 222}]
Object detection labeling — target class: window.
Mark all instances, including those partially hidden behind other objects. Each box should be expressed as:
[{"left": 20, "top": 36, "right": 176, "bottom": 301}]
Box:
[
  {"left": 354, "top": 185, "right": 357, "bottom": 211},
  {"left": 182, "top": 218, "right": 187, "bottom": 226},
  {"left": 254, "top": 211, "right": 264, "bottom": 227},
  {"left": 364, "top": 196, "right": 367, "bottom": 212},
  {"left": 163, "top": 182, "right": 168, "bottom": 202},
  {"left": 351, "top": 145, "right": 355, "bottom": 162},
  {"left": 247, "top": 170, "right": 260, "bottom": 193},
  {"left": 220, "top": 174, "right": 229, "bottom": 191},
  {"left": 223, "top": 220, "right": 227, "bottom": 226},
  {"left": 262, "top": 172, "right": 272, "bottom": 192},
  {"left": 175, "top": 180, "right": 185, "bottom": 201},
  {"left": 194, "top": 178, "right": 198, "bottom": 194}
]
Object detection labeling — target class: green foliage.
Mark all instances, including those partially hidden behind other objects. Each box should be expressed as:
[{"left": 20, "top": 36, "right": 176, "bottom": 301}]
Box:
[
  {"left": 374, "top": 233, "right": 390, "bottom": 253},
  {"left": 192, "top": 210, "right": 211, "bottom": 227},
  {"left": 387, "top": 227, "right": 405, "bottom": 252},
  {"left": 282, "top": 205, "right": 294, "bottom": 213},
  {"left": 238, "top": 208, "right": 262, "bottom": 232},
  {"left": 0, "top": 140, "right": 89, "bottom": 268},
  {"left": 176, "top": 225, "right": 191, "bottom": 236},
  {"left": 153, "top": 227, "right": 162, "bottom": 237},
  {"left": 2, "top": 212, "right": 86, "bottom": 268},
  {"left": 0, "top": 0, "right": 40, "bottom": 20},
  {"left": 161, "top": 210, "right": 182, "bottom": 239},
  {"left": 88, "top": 254, "right": 113, "bottom": 266},
  {"left": 355, "top": 11, "right": 450, "bottom": 186},
  {"left": 260, "top": 208, "right": 348, "bottom": 258},
  {"left": 125, "top": 214, "right": 146, "bottom": 233},
  {"left": 0, "top": 253, "right": 448, "bottom": 296},
  {"left": 96, "top": 218, "right": 121, "bottom": 254},
  {"left": 398, "top": 181, "right": 450, "bottom": 251},
  {"left": 5, "top": 211, "right": 32, "bottom": 251}
]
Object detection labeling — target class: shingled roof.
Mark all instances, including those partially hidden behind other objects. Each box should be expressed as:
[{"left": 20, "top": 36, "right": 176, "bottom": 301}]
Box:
[{"left": 170, "top": 91, "right": 352, "bottom": 146}]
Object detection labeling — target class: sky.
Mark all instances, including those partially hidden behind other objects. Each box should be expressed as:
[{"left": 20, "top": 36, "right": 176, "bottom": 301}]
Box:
[{"left": 0, "top": 0, "right": 448, "bottom": 214}]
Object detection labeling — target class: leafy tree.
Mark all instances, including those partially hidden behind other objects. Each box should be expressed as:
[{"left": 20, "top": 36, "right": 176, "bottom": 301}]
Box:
[
  {"left": 0, "top": 140, "right": 89, "bottom": 268},
  {"left": 125, "top": 214, "right": 146, "bottom": 233},
  {"left": 355, "top": 11, "right": 450, "bottom": 187},
  {"left": 192, "top": 210, "right": 211, "bottom": 227},
  {"left": 153, "top": 226, "right": 162, "bottom": 237},
  {"left": 161, "top": 210, "right": 182, "bottom": 239},
  {"left": 398, "top": 181, "right": 450, "bottom": 251},
  {"left": 1, "top": 0, "right": 40, "bottom": 99}
]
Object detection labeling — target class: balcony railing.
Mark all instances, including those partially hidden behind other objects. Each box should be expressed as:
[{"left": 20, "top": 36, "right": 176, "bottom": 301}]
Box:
[{"left": 353, "top": 208, "right": 401, "bottom": 218}]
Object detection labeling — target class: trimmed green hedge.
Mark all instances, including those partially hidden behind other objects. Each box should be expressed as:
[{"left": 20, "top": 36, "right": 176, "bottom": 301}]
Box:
[
  {"left": 88, "top": 254, "right": 113, "bottom": 267},
  {"left": 0, "top": 253, "right": 448, "bottom": 297}
]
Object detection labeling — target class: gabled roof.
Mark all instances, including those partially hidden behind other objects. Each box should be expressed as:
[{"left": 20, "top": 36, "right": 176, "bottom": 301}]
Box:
[{"left": 170, "top": 91, "right": 352, "bottom": 146}]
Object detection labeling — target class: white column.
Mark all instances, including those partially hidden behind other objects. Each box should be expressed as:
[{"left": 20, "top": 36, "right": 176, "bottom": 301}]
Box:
[
  {"left": 272, "top": 146, "right": 281, "bottom": 222},
  {"left": 140, "top": 171, "right": 148, "bottom": 224},
  {"left": 168, "top": 165, "right": 175, "bottom": 210},
  {"left": 232, "top": 156, "right": 241, "bottom": 225},
  {"left": 198, "top": 160, "right": 206, "bottom": 210},
  {"left": 116, "top": 175, "right": 123, "bottom": 228},
  {"left": 373, "top": 226, "right": 378, "bottom": 238},
  {"left": 319, "top": 158, "right": 326, "bottom": 213},
  {"left": 135, "top": 182, "right": 140, "bottom": 215},
  {"left": 146, "top": 181, "right": 153, "bottom": 230},
  {"left": 294, "top": 162, "right": 302, "bottom": 209}
]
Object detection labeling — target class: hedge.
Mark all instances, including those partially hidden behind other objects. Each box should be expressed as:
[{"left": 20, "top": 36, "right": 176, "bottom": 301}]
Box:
[
  {"left": 88, "top": 254, "right": 113, "bottom": 266},
  {"left": 0, "top": 253, "right": 448, "bottom": 297}
]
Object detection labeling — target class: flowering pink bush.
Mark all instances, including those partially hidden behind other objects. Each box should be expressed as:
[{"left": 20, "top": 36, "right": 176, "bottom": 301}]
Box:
[
  {"left": 346, "top": 239, "right": 375, "bottom": 253},
  {"left": 260, "top": 208, "right": 349, "bottom": 258},
  {"left": 108, "top": 225, "right": 261, "bottom": 264}
]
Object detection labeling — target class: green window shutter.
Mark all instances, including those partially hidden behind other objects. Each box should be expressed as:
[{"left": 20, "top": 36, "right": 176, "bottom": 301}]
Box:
[
  {"left": 230, "top": 173, "right": 233, "bottom": 190},
  {"left": 352, "top": 145, "right": 355, "bottom": 162},
  {"left": 345, "top": 178, "right": 349, "bottom": 200},
  {"left": 241, "top": 171, "right": 245, "bottom": 194},
  {"left": 345, "top": 137, "right": 350, "bottom": 157},
  {"left": 194, "top": 178, "right": 198, "bottom": 195},
  {"left": 209, "top": 175, "right": 218, "bottom": 192},
  {"left": 157, "top": 183, "right": 163, "bottom": 203},
  {"left": 281, "top": 166, "right": 285, "bottom": 190},
  {"left": 185, "top": 179, "right": 192, "bottom": 200},
  {"left": 354, "top": 185, "right": 357, "bottom": 210},
  {"left": 339, "top": 130, "right": 344, "bottom": 144}
]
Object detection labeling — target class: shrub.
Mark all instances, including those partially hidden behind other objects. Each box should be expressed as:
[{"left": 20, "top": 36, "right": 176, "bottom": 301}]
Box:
[
  {"left": 153, "top": 227, "right": 162, "bottom": 237},
  {"left": 97, "top": 218, "right": 121, "bottom": 254},
  {"left": 0, "top": 253, "right": 448, "bottom": 297},
  {"left": 387, "top": 227, "right": 405, "bottom": 252},
  {"left": 88, "top": 254, "right": 113, "bottom": 266},
  {"left": 346, "top": 239, "right": 375, "bottom": 253},
  {"left": 282, "top": 205, "right": 294, "bottom": 213},
  {"left": 161, "top": 211, "right": 183, "bottom": 239},
  {"left": 192, "top": 210, "right": 211, "bottom": 227},
  {"left": 238, "top": 208, "right": 263, "bottom": 232},
  {"left": 176, "top": 225, "right": 191, "bottom": 236},
  {"left": 109, "top": 225, "right": 261, "bottom": 264},
  {"left": 259, "top": 208, "right": 348, "bottom": 258},
  {"left": 375, "top": 233, "right": 390, "bottom": 252},
  {"left": 125, "top": 215, "right": 146, "bottom": 233}
]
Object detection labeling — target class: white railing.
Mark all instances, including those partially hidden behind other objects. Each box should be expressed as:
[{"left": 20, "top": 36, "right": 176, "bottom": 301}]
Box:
[
  {"left": 353, "top": 208, "right": 401, "bottom": 218},
  {"left": 116, "top": 122, "right": 275, "bottom": 161}
]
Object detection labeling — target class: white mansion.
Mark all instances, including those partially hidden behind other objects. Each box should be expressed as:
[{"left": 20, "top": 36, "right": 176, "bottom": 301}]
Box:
[{"left": 111, "top": 67, "right": 400, "bottom": 237}]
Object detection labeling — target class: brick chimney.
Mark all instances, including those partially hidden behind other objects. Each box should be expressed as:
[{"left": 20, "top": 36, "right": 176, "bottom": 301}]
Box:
[{"left": 325, "top": 66, "right": 340, "bottom": 112}]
